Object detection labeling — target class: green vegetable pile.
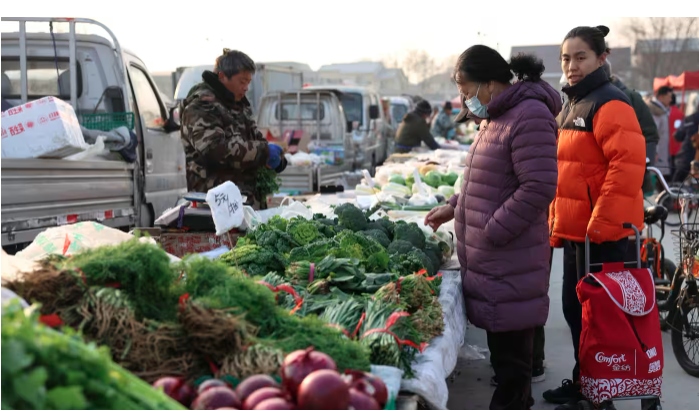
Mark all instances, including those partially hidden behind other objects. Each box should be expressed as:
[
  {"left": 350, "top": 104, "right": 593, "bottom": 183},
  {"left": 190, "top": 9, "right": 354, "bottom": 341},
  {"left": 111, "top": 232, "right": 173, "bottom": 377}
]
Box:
[
  {"left": 1, "top": 299, "right": 185, "bottom": 410},
  {"left": 220, "top": 203, "right": 452, "bottom": 377}
]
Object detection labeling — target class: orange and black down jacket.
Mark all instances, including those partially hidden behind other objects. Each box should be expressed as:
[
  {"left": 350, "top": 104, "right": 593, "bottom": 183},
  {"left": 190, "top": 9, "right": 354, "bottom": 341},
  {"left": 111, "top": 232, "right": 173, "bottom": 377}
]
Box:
[{"left": 549, "top": 67, "right": 646, "bottom": 245}]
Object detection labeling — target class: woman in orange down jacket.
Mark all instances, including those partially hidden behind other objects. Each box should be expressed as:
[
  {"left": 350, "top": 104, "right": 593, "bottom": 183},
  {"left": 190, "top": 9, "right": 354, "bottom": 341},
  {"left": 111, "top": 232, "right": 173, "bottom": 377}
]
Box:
[{"left": 543, "top": 25, "right": 646, "bottom": 410}]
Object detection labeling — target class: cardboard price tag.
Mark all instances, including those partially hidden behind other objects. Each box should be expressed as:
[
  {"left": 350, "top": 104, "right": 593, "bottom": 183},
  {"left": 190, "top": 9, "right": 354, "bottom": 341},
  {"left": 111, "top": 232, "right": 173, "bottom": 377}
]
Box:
[{"left": 206, "top": 181, "right": 245, "bottom": 236}]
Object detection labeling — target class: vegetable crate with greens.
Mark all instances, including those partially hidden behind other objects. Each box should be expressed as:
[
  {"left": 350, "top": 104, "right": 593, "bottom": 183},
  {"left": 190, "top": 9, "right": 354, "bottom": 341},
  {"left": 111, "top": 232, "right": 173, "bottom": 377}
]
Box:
[{"left": 217, "top": 203, "right": 450, "bottom": 378}]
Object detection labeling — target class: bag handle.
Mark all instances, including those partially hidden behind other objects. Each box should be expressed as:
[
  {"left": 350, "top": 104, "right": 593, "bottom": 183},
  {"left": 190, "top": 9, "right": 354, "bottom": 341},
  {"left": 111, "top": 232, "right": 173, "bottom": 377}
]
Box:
[{"left": 583, "top": 222, "right": 641, "bottom": 279}]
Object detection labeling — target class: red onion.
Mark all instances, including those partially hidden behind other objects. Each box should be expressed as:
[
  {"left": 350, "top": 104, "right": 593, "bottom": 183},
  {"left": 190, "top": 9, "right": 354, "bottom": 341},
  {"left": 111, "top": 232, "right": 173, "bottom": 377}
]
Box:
[
  {"left": 281, "top": 347, "right": 337, "bottom": 398},
  {"left": 152, "top": 376, "right": 196, "bottom": 407},
  {"left": 348, "top": 388, "right": 380, "bottom": 410},
  {"left": 235, "top": 375, "right": 279, "bottom": 402},
  {"left": 343, "top": 370, "right": 389, "bottom": 407},
  {"left": 198, "top": 379, "right": 229, "bottom": 395},
  {"left": 297, "top": 369, "right": 349, "bottom": 410},
  {"left": 242, "top": 387, "right": 284, "bottom": 410},
  {"left": 253, "top": 397, "right": 295, "bottom": 410},
  {"left": 191, "top": 386, "right": 241, "bottom": 410}
]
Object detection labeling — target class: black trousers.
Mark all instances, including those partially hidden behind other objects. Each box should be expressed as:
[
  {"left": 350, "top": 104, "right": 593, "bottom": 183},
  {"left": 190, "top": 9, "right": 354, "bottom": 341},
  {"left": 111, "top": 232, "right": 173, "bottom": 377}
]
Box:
[
  {"left": 561, "top": 238, "right": 628, "bottom": 382},
  {"left": 487, "top": 327, "right": 536, "bottom": 410}
]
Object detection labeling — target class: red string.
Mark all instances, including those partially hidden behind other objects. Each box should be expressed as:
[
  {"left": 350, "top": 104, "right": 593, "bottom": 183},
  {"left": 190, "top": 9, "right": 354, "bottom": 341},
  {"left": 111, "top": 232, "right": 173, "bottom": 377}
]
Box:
[
  {"left": 360, "top": 311, "right": 427, "bottom": 352},
  {"left": 62, "top": 234, "right": 71, "bottom": 255},
  {"left": 352, "top": 312, "right": 367, "bottom": 339},
  {"left": 39, "top": 314, "right": 63, "bottom": 328}
]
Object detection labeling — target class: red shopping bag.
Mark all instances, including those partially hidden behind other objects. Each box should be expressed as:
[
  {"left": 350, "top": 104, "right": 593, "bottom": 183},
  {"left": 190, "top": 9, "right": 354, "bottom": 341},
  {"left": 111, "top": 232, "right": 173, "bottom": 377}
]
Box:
[{"left": 577, "top": 262, "right": 663, "bottom": 404}]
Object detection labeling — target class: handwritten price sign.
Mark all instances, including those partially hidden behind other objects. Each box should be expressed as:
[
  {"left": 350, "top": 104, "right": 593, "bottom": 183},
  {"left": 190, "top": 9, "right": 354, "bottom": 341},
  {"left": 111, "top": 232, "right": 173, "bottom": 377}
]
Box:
[{"left": 206, "top": 181, "right": 244, "bottom": 235}]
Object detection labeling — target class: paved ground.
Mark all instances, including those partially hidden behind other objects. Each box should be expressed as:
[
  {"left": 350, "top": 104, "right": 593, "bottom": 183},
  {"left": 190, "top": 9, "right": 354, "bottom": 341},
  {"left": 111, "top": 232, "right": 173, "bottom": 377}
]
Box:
[{"left": 446, "top": 214, "right": 699, "bottom": 410}]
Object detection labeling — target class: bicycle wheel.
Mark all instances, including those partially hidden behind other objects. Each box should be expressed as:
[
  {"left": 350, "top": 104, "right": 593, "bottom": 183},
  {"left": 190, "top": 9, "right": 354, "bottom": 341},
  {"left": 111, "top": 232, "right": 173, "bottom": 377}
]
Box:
[{"left": 670, "top": 284, "right": 699, "bottom": 377}]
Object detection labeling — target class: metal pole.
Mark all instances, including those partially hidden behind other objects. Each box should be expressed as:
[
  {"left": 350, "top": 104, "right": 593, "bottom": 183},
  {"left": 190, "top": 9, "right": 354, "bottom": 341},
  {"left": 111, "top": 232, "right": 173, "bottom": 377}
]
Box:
[
  {"left": 19, "top": 21, "right": 28, "bottom": 103},
  {"left": 316, "top": 92, "right": 321, "bottom": 144},
  {"left": 69, "top": 20, "right": 77, "bottom": 109}
]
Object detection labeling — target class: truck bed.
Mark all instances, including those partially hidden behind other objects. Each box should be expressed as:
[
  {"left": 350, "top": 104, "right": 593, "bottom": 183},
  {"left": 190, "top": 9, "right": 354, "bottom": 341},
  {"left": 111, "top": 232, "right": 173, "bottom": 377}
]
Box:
[{"left": 1, "top": 159, "right": 137, "bottom": 246}]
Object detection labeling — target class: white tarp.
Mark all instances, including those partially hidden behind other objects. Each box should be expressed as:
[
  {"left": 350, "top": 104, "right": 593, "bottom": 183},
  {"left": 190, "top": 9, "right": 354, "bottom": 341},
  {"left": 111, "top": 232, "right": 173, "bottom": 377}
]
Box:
[{"left": 400, "top": 269, "right": 466, "bottom": 410}]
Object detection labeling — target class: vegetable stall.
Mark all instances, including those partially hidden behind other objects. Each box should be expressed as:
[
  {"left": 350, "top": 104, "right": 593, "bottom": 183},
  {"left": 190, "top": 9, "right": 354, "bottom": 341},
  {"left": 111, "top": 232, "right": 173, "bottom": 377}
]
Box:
[{"left": 3, "top": 196, "right": 463, "bottom": 409}]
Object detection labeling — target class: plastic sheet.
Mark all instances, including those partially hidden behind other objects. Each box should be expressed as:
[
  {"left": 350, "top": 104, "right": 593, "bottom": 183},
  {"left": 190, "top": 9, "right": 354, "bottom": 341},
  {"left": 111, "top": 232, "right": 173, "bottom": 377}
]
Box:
[{"left": 399, "top": 270, "right": 467, "bottom": 410}]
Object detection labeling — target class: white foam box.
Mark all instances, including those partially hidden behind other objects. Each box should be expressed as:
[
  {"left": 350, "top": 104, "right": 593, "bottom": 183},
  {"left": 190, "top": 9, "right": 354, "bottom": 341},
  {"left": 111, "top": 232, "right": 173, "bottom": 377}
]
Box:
[{"left": 1, "top": 96, "right": 87, "bottom": 159}]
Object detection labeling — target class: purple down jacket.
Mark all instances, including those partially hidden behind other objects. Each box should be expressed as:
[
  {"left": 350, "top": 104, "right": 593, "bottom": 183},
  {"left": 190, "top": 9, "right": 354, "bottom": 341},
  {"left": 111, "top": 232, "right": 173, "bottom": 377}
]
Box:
[{"left": 448, "top": 80, "right": 560, "bottom": 332}]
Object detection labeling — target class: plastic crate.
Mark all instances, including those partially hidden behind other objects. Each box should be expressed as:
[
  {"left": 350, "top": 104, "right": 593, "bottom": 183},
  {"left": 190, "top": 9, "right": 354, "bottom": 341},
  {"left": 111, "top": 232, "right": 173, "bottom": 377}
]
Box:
[{"left": 79, "top": 112, "right": 135, "bottom": 131}]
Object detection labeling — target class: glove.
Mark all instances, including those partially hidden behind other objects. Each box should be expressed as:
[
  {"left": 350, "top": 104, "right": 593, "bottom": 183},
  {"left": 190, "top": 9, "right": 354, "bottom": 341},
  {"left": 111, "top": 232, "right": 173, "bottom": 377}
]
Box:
[
  {"left": 267, "top": 143, "right": 283, "bottom": 170},
  {"left": 275, "top": 155, "right": 288, "bottom": 174}
]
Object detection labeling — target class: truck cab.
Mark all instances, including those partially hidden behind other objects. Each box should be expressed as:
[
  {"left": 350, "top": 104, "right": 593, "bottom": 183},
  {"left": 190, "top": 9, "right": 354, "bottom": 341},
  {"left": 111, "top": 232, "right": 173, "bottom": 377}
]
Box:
[
  {"left": 1, "top": 17, "right": 187, "bottom": 249},
  {"left": 302, "top": 85, "right": 388, "bottom": 172}
]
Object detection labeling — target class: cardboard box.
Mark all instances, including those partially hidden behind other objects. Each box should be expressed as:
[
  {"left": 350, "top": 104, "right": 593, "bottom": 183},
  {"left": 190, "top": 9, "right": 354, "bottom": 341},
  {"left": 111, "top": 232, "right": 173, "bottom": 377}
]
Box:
[{"left": 1, "top": 96, "right": 87, "bottom": 159}]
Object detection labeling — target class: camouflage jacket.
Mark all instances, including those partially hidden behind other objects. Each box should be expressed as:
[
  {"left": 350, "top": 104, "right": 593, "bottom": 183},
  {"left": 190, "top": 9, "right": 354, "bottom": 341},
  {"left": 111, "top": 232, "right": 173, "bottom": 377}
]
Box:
[{"left": 180, "top": 71, "right": 269, "bottom": 195}]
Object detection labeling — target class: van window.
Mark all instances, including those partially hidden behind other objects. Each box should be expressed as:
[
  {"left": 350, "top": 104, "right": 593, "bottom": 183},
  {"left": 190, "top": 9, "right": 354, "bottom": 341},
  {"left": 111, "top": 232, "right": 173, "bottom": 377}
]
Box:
[
  {"left": 274, "top": 102, "right": 325, "bottom": 121},
  {"left": 391, "top": 104, "right": 409, "bottom": 124},
  {"left": 1, "top": 58, "right": 82, "bottom": 99},
  {"left": 128, "top": 65, "right": 164, "bottom": 128},
  {"left": 339, "top": 92, "right": 363, "bottom": 125}
]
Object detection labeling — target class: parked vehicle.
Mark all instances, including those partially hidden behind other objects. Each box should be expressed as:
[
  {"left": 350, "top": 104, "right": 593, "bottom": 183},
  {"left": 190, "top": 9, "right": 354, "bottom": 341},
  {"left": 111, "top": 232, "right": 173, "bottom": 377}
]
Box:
[
  {"left": 173, "top": 63, "right": 304, "bottom": 115},
  {"left": 1, "top": 17, "right": 186, "bottom": 251},
  {"left": 302, "top": 85, "right": 389, "bottom": 172}
]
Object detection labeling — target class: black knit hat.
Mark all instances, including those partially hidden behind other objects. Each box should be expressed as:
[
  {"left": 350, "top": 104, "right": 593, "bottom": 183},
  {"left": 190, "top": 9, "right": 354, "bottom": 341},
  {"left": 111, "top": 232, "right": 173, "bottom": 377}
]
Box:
[{"left": 415, "top": 100, "right": 432, "bottom": 116}]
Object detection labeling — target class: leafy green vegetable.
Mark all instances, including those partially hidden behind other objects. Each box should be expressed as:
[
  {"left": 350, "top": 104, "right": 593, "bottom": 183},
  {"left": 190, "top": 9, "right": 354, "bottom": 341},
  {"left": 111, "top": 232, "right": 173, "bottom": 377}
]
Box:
[
  {"left": 219, "top": 244, "right": 287, "bottom": 276},
  {"left": 287, "top": 217, "right": 323, "bottom": 246},
  {"left": 1, "top": 300, "right": 185, "bottom": 410},
  {"left": 393, "top": 221, "right": 426, "bottom": 249}
]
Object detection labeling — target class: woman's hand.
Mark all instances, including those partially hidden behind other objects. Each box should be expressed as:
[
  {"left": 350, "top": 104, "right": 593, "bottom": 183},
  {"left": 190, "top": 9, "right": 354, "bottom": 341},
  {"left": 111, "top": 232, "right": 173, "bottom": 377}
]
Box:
[{"left": 424, "top": 204, "right": 455, "bottom": 231}]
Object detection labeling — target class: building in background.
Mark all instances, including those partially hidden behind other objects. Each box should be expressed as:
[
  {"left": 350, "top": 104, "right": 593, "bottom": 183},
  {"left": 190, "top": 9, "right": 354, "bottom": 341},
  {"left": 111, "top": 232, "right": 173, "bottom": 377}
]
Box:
[
  {"left": 313, "top": 62, "right": 410, "bottom": 95},
  {"left": 632, "top": 38, "right": 699, "bottom": 90}
]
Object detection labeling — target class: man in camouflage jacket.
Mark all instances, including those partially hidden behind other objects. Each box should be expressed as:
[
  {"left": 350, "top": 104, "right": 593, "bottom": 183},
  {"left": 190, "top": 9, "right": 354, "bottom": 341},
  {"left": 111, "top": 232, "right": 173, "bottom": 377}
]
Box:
[{"left": 180, "top": 49, "right": 287, "bottom": 207}]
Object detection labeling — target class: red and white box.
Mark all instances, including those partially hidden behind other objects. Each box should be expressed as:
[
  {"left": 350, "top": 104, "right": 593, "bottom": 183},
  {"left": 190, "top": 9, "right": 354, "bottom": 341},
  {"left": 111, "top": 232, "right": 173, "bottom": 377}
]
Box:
[{"left": 1, "top": 96, "right": 87, "bottom": 159}]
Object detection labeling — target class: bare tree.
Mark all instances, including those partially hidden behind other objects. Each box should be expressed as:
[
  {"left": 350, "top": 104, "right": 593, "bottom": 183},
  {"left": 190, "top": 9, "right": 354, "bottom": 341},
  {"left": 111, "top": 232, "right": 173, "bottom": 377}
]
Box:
[{"left": 620, "top": 17, "right": 699, "bottom": 89}]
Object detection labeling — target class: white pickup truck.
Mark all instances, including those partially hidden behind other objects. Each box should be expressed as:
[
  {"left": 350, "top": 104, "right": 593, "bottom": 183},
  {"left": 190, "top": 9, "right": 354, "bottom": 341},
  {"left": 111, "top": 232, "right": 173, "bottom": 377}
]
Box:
[{"left": 1, "top": 17, "right": 187, "bottom": 251}]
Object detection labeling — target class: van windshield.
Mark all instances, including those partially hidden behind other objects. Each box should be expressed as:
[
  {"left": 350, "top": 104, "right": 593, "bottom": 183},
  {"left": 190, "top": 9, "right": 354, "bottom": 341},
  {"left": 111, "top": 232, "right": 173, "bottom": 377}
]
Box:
[
  {"left": 391, "top": 103, "right": 409, "bottom": 125},
  {"left": 339, "top": 92, "right": 363, "bottom": 125}
]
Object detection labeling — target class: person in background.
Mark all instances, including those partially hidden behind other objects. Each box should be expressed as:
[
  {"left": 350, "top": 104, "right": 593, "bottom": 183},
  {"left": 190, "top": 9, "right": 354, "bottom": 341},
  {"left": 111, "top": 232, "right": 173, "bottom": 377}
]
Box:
[
  {"left": 601, "top": 61, "right": 659, "bottom": 195},
  {"left": 673, "top": 100, "right": 699, "bottom": 182},
  {"left": 394, "top": 100, "right": 441, "bottom": 153},
  {"left": 425, "top": 46, "right": 559, "bottom": 410},
  {"left": 646, "top": 86, "right": 673, "bottom": 179},
  {"left": 431, "top": 101, "right": 464, "bottom": 140},
  {"left": 546, "top": 25, "right": 646, "bottom": 409},
  {"left": 180, "top": 49, "right": 287, "bottom": 210},
  {"left": 429, "top": 105, "right": 440, "bottom": 125},
  {"left": 669, "top": 93, "right": 685, "bottom": 177}
]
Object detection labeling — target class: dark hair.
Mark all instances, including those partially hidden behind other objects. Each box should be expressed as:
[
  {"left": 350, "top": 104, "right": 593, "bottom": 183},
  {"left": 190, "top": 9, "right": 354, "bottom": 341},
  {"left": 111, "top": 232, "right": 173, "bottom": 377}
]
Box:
[
  {"left": 562, "top": 25, "right": 611, "bottom": 57},
  {"left": 656, "top": 86, "right": 673, "bottom": 97},
  {"left": 443, "top": 101, "right": 453, "bottom": 110},
  {"left": 670, "top": 93, "right": 677, "bottom": 106},
  {"left": 415, "top": 100, "right": 432, "bottom": 116},
  {"left": 215, "top": 49, "right": 256, "bottom": 78},
  {"left": 453, "top": 45, "right": 544, "bottom": 85}
]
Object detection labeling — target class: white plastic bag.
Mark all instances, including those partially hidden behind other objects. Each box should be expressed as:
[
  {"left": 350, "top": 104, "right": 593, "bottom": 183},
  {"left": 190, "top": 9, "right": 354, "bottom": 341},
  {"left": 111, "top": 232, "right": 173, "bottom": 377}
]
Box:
[{"left": 278, "top": 198, "right": 313, "bottom": 220}]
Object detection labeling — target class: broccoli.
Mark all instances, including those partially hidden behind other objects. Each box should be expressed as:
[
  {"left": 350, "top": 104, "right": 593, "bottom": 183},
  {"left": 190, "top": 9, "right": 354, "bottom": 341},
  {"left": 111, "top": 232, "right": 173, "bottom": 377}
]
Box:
[
  {"left": 334, "top": 203, "right": 368, "bottom": 232},
  {"left": 374, "top": 218, "right": 396, "bottom": 240},
  {"left": 390, "top": 248, "right": 435, "bottom": 276},
  {"left": 363, "top": 229, "right": 390, "bottom": 249},
  {"left": 331, "top": 230, "right": 389, "bottom": 272},
  {"left": 286, "top": 217, "right": 323, "bottom": 245},
  {"left": 387, "top": 240, "right": 417, "bottom": 256},
  {"left": 394, "top": 221, "right": 426, "bottom": 249},
  {"left": 424, "top": 242, "right": 443, "bottom": 273},
  {"left": 366, "top": 221, "right": 388, "bottom": 237}
]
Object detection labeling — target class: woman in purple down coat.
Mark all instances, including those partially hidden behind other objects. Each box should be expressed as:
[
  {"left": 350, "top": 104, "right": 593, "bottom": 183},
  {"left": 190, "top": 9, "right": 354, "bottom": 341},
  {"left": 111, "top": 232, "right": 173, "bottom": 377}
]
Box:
[{"left": 425, "top": 45, "right": 560, "bottom": 410}]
